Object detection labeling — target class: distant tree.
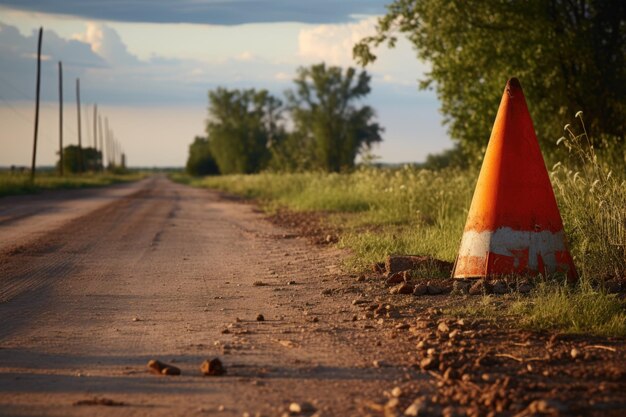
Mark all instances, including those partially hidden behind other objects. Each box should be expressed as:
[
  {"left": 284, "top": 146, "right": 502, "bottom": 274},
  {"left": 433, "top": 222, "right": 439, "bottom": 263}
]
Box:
[
  {"left": 206, "top": 88, "right": 283, "bottom": 174},
  {"left": 186, "top": 136, "right": 220, "bottom": 176},
  {"left": 354, "top": 0, "right": 626, "bottom": 161},
  {"left": 285, "top": 63, "right": 383, "bottom": 172},
  {"left": 422, "top": 145, "right": 469, "bottom": 170},
  {"left": 58, "top": 145, "right": 100, "bottom": 173}
]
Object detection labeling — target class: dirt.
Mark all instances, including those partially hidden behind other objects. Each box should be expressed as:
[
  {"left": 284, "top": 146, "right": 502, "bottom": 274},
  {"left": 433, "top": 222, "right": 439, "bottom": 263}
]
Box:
[{"left": 0, "top": 175, "right": 624, "bottom": 417}]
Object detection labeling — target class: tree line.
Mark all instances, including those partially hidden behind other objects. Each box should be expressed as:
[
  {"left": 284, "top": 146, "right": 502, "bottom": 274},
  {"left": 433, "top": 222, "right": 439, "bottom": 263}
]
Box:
[{"left": 186, "top": 63, "right": 383, "bottom": 176}]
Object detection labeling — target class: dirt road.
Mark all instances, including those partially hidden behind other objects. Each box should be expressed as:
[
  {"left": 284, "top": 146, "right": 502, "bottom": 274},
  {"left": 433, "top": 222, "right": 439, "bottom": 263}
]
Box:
[{"left": 0, "top": 176, "right": 418, "bottom": 417}]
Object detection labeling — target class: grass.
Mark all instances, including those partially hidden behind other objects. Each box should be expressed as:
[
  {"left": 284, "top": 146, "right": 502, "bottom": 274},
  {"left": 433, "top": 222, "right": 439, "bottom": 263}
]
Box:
[
  {"left": 173, "top": 117, "right": 626, "bottom": 336},
  {"left": 0, "top": 171, "right": 145, "bottom": 197}
]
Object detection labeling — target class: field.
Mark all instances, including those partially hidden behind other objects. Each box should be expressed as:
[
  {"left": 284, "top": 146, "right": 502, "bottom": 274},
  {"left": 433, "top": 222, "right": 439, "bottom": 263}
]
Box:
[
  {"left": 173, "top": 137, "right": 626, "bottom": 337},
  {"left": 0, "top": 171, "right": 146, "bottom": 197}
]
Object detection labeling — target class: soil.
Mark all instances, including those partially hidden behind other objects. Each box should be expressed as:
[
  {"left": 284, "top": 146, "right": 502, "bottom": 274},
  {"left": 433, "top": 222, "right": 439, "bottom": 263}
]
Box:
[{"left": 0, "top": 175, "right": 624, "bottom": 417}]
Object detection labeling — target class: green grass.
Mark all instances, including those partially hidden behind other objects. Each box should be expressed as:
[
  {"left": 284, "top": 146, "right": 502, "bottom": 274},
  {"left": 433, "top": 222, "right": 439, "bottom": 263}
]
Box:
[{"left": 0, "top": 172, "right": 145, "bottom": 197}]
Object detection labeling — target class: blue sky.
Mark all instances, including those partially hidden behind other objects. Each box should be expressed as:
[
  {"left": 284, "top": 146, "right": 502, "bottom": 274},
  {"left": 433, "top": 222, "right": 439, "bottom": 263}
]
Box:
[{"left": 0, "top": 1, "right": 452, "bottom": 167}]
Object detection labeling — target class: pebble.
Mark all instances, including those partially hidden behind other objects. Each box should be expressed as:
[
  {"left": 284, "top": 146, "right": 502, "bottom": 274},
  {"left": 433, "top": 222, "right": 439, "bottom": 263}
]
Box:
[
  {"left": 391, "top": 386, "right": 403, "bottom": 397},
  {"left": 147, "top": 359, "right": 181, "bottom": 376},
  {"left": 452, "top": 280, "right": 471, "bottom": 295},
  {"left": 289, "top": 401, "right": 316, "bottom": 414},
  {"left": 256, "top": 314, "right": 265, "bottom": 321},
  {"left": 570, "top": 347, "right": 581, "bottom": 359},
  {"left": 427, "top": 284, "right": 443, "bottom": 295},
  {"left": 413, "top": 284, "right": 428, "bottom": 296},
  {"left": 526, "top": 399, "right": 567, "bottom": 414},
  {"left": 403, "top": 398, "right": 427, "bottom": 416},
  {"left": 518, "top": 282, "right": 533, "bottom": 294},
  {"left": 420, "top": 357, "right": 438, "bottom": 370},
  {"left": 391, "top": 282, "right": 414, "bottom": 295},
  {"left": 437, "top": 322, "right": 450, "bottom": 333},
  {"left": 491, "top": 280, "right": 508, "bottom": 294},
  {"left": 201, "top": 358, "right": 226, "bottom": 376}
]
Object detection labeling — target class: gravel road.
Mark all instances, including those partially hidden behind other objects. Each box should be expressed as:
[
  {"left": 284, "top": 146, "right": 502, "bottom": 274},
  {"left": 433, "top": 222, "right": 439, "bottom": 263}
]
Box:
[{"left": 0, "top": 176, "right": 419, "bottom": 417}]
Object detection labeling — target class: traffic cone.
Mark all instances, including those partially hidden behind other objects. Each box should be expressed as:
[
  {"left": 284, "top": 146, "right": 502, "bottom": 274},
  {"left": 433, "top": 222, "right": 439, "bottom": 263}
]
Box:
[{"left": 452, "top": 78, "right": 577, "bottom": 280}]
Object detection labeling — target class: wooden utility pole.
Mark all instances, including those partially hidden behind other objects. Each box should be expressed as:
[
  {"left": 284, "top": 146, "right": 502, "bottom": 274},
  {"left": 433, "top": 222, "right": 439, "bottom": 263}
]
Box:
[
  {"left": 93, "top": 104, "right": 98, "bottom": 151},
  {"left": 58, "top": 61, "right": 63, "bottom": 176},
  {"left": 98, "top": 115, "right": 104, "bottom": 170},
  {"left": 76, "top": 78, "right": 83, "bottom": 173},
  {"left": 105, "top": 117, "right": 110, "bottom": 169},
  {"left": 30, "top": 27, "right": 42, "bottom": 182}
]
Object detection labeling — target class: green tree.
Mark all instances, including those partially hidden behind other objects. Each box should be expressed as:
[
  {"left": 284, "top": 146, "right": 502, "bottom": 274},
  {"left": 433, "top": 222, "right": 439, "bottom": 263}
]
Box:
[
  {"left": 285, "top": 63, "right": 383, "bottom": 172},
  {"left": 206, "top": 88, "right": 283, "bottom": 174},
  {"left": 186, "top": 136, "right": 220, "bottom": 176},
  {"left": 58, "top": 145, "right": 101, "bottom": 173},
  {"left": 354, "top": 0, "right": 626, "bottom": 161}
]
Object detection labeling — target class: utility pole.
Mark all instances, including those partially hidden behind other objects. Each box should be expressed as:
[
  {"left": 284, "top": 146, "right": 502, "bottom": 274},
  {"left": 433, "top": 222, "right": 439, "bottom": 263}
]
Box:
[
  {"left": 30, "top": 27, "right": 42, "bottom": 183},
  {"left": 93, "top": 104, "right": 98, "bottom": 151},
  {"left": 58, "top": 61, "right": 63, "bottom": 176},
  {"left": 76, "top": 78, "right": 83, "bottom": 173},
  {"left": 98, "top": 114, "right": 104, "bottom": 171},
  {"left": 105, "top": 117, "right": 110, "bottom": 169}
]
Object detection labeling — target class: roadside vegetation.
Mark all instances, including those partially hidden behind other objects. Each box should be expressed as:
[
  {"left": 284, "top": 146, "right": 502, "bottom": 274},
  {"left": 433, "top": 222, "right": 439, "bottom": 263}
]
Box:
[
  {"left": 174, "top": 114, "right": 626, "bottom": 336},
  {"left": 0, "top": 171, "right": 144, "bottom": 197}
]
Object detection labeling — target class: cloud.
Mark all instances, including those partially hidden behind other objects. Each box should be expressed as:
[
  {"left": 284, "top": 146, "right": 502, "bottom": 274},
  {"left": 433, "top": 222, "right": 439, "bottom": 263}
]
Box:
[
  {"left": 72, "top": 22, "right": 140, "bottom": 66},
  {"left": 0, "top": 0, "right": 386, "bottom": 25},
  {"left": 298, "top": 17, "right": 377, "bottom": 66}
]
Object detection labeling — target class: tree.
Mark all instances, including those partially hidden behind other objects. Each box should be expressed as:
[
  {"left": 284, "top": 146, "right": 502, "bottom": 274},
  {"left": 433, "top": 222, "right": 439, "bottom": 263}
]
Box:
[
  {"left": 354, "top": 0, "right": 626, "bottom": 161},
  {"left": 285, "top": 63, "right": 383, "bottom": 172},
  {"left": 186, "top": 136, "right": 219, "bottom": 176},
  {"left": 58, "top": 145, "right": 100, "bottom": 173},
  {"left": 206, "top": 88, "right": 283, "bottom": 174}
]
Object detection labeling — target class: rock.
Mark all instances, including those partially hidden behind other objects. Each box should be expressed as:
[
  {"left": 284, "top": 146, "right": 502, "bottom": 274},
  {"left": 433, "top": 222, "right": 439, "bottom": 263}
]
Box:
[
  {"left": 469, "top": 280, "right": 490, "bottom": 295},
  {"left": 287, "top": 280, "right": 297, "bottom": 285},
  {"left": 395, "top": 323, "right": 410, "bottom": 330},
  {"left": 391, "top": 283, "right": 414, "bottom": 295},
  {"left": 526, "top": 399, "right": 567, "bottom": 414},
  {"left": 413, "top": 284, "right": 428, "bottom": 296},
  {"left": 427, "top": 283, "right": 443, "bottom": 295},
  {"left": 320, "top": 288, "right": 333, "bottom": 295},
  {"left": 372, "top": 262, "right": 386, "bottom": 273},
  {"left": 289, "top": 402, "right": 316, "bottom": 414},
  {"left": 570, "top": 348, "right": 581, "bottom": 359},
  {"left": 437, "top": 322, "right": 450, "bottom": 333},
  {"left": 492, "top": 280, "right": 508, "bottom": 294},
  {"left": 518, "top": 282, "right": 533, "bottom": 294},
  {"left": 147, "top": 359, "right": 181, "bottom": 376},
  {"left": 256, "top": 314, "right": 265, "bottom": 321},
  {"left": 391, "top": 386, "right": 403, "bottom": 397},
  {"left": 386, "top": 271, "right": 407, "bottom": 285},
  {"left": 352, "top": 298, "right": 369, "bottom": 305},
  {"left": 420, "top": 357, "right": 438, "bottom": 370},
  {"left": 200, "top": 358, "right": 226, "bottom": 376},
  {"left": 452, "top": 280, "right": 471, "bottom": 295},
  {"left": 404, "top": 398, "right": 427, "bottom": 416},
  {"left": 253, "top": 281, "right": 267, "bottom": 286}
]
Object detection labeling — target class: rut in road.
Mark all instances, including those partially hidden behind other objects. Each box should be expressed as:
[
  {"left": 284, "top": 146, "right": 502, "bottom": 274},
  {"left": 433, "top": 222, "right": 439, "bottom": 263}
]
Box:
[{"left": 0, "top": 176, "right": 421, "bottom": 417}]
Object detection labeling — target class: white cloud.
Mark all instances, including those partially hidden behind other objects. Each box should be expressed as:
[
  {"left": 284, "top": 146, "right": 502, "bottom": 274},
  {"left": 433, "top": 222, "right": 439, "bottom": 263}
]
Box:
[
  {"left": 236, "top": 51, "right": 255, "bottom": 61},
  {"left": 298, "top": 17, "right": 377, "bottom": 66},
  {"left": 274, "top": 71, "right": 291, "bottom": 81},
  {"left": 72, "top": 22, "right": 140, "bottom": 66}
]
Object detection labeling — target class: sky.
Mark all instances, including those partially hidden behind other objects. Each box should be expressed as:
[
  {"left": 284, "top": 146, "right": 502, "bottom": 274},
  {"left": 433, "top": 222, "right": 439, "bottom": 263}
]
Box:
[{"left": 0, "top": 0, "right": 453, "bottom": 168}]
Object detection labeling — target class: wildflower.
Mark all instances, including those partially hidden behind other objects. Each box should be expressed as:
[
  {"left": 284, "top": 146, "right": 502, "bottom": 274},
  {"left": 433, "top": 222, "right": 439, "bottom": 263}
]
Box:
[{"left": 575, "top": 110, "right": 583, "bottom": 118}]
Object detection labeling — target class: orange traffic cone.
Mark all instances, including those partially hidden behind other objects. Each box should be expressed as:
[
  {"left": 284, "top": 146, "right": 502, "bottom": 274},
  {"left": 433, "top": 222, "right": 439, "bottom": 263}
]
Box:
[{"left": 452, "top": 78, "right": 577, "bottom": 280}]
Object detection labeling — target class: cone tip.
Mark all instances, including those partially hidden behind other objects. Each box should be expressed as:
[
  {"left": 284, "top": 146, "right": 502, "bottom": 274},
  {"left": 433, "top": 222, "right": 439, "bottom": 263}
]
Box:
[{"left": 507, "top": 77, "right": 521, "bottom": 88}]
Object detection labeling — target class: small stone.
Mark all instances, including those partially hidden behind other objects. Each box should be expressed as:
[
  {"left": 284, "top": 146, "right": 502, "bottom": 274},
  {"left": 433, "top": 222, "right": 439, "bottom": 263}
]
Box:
[
  {"left": 413, "top": 284, "right": 428, "bottom": 296},
  {"left": 391, "top": 282, "right": 414, "bottom": 295},
  {"left": 448, "top": 329, "right": 459, "bottom": 339},
  {"left": 395, "top": 323, "right": 410, "bottom": 330},
  {"left": 321, "top": 289, "right": 332, "bottom": 295},
  {"left": 201, "top": 358, "right": 226, "bottom": 376},
  {"left": 420, "top": 357, "right": 438, "bottom": 370},
  {"left": 526, "top": 399, "right": 567, "bottom": 414},
  {"left": 437, "top": 322, "right": 450, "bottom": 333},
  {"left": 404, "top": 398, "right": 427, "bottom": 416},
  {"left": 469, "top": 280, "right": 489, "bottom": 295},
  {"left": 352, "top": 298, "right": 369, "bottom": 305},
  {"left": 217, "top": 405, "right": 225, "bottom": 412},
  {"left": 256, "top": 314, "right": 265, "bottom": 321},
  {"left": 147, "top": 359, "right": 180, "bottom": 376},
  {"left": 132, "top": 317, "right": 141, "bottom": 322},
  {"left": 491, "top": 280, "right": 508, "bottom": 294},
  {"left": 391, "top": 387, "right": 403, "bottom": 397},
  {"left": 253, "top": 281, "right": 267, "bottom": 286},
  {"left": 518, "top": 282, "right": 533, "bottom": 294},
  {"left": 289, "top": 402, "right": 316, "bottom": 414},
  {"left": 570, "top": 348, "right": 581, "bottom": 359},
  {"left": 452, "top": 280, "right": 471, "bottom": 295},
  {"left": 427, "top": 283, "right": 443, "bottom": 295},
  {"left": 386, "top": 272, "right": 406, "bottom": 285},
  {"left": 373, "top": 359, "right": 388, "bottom": 368},
  {"left": 287, "top": 280, "right": 297, "bottom": 285}
]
